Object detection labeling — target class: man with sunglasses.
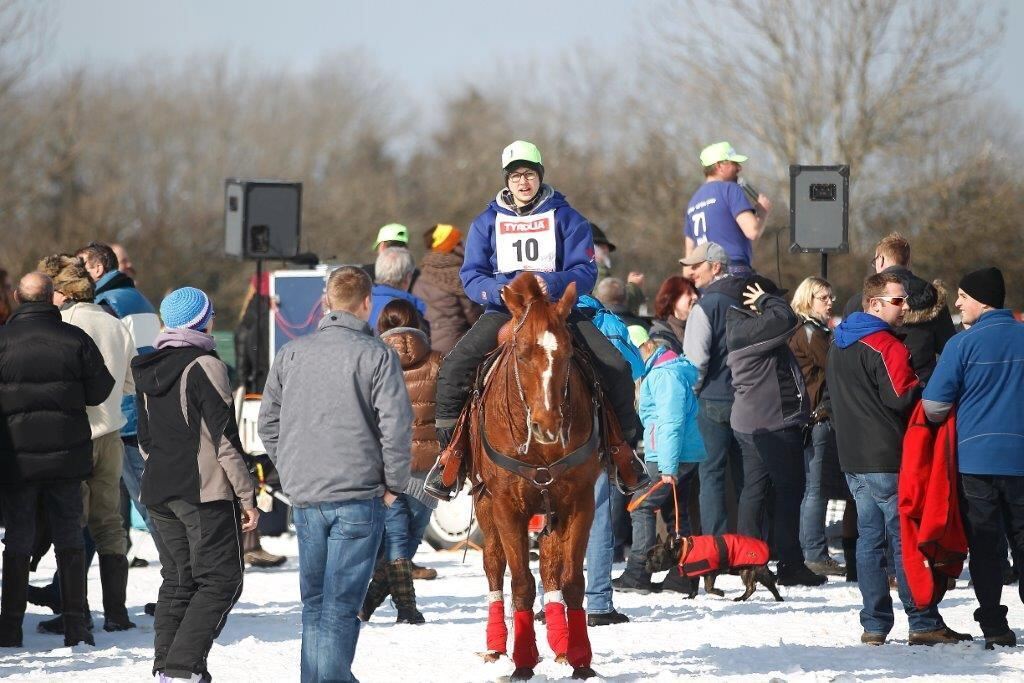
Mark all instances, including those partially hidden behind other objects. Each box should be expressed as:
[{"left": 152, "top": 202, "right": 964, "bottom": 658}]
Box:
[{"left": 826, "top": 272, "right": 972, "bottom": 646}]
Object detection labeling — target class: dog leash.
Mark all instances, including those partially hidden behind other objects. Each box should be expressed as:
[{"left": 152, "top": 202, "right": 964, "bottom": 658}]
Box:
[{"left": 626, "top": 478, "right": 681, "bottom": 540}]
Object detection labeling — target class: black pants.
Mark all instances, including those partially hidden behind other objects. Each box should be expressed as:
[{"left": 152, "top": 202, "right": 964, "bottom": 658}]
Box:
[
  {"left": 735, "top": 427, "right": 806, "bottom": 566},
  {"left": 0, "top": 481, "right": 84, "bottom": 556},
  {"left": 150, "top": 498, "right": 244, "bottom": 679},
  {"left": 435, "top": 310, "right": 638, "bottom": 436},
  {"left": 959, "top": 474, "right": 1024, "bottom": 636}
]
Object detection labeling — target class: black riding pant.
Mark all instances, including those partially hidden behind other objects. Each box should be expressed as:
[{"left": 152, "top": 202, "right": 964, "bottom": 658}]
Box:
[{"left": 435, "top": 310, "right": 639, "bottom": 439}]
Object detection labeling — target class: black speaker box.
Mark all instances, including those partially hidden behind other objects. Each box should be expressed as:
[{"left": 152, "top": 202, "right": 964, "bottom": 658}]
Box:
[
  {"left": 224, "top": 179, "right": 302, "bottom": 259},
  {"left": 789, "top": 165, "right": 849, "bottom": 253}
]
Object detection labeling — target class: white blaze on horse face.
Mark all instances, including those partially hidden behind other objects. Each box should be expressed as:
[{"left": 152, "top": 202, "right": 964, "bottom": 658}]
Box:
[{"left": 538, "top": 330, "right": 559, "bottom": 412}]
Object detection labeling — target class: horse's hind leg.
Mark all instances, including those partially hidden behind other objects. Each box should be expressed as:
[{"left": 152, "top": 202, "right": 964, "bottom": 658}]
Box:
[
  {"left": 476, "top": 497, "right": 508, "bottom": 662},
  {"left": 538, "top": 532, "right": 568, "bottom": 662},
  {"left": 560, "top": 504, "right": 596, "bottom": 678}
]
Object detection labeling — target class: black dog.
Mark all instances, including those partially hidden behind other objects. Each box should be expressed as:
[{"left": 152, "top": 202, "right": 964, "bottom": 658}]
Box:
[{"left": 646, "top": 534, "right": 784, "bottom": 602}]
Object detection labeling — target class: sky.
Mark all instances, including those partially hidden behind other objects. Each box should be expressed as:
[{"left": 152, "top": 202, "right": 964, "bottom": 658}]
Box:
[{"left": 42, "top": 0, "right": 1024, "bottom": 118}]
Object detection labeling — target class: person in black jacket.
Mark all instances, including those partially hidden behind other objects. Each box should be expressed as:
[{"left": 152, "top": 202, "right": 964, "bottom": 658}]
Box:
[
  {"left": 0, "top": 272, "right": 114, "bottom": 648},
  {"left": 726, "top": 275, "right": 823, "bottom": 587},
  {"left": 828, "top": 272, "right": 970, "bottom": 646},
  {"left": 841, "top": 232, "right": 955, "bottom": 382},
  {"left": 133, "top": 286, "right": 258, "bottom": 681}
]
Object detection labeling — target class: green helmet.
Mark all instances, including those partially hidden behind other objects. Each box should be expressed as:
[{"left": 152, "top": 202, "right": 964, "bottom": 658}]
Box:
[
  {"left": 501, "top": 140, "right": 543, "bottom": 171},
  {"left": 374, "top": 223, "right": 409, "bottom": 248}
]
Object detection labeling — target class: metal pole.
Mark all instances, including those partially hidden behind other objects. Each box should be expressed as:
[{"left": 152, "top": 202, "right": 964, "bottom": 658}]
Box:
[
  {"left": 821, "top": 253, "right": 828, "bottom": 280},
  {"left": 255, "top": 258, "right": 263, "bottom": 391}
]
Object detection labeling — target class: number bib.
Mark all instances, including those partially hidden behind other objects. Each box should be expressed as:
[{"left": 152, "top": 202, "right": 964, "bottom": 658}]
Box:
[{"left": 495, "top": 210, "right": 558, "bottom": 273}]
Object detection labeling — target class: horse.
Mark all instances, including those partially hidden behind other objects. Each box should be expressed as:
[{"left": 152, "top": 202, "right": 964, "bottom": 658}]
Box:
[{"left": 471, "top": 272, "right": 603, "bottom": 681}]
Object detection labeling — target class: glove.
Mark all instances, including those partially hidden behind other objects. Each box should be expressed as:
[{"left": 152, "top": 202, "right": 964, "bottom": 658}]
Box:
[{"left": 436, "top": 426, "right": 456, "bottom": 452}]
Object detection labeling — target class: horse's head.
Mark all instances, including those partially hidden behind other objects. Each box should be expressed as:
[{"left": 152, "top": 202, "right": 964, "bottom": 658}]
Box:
[{"left": 502, "top": 273, "right": 577, "bottom": 445}]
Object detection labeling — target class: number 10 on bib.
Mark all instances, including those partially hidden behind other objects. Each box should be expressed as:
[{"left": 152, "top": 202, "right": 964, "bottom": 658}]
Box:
[{"left": 495, "top": 210, "right": 557, "bottom": 273}]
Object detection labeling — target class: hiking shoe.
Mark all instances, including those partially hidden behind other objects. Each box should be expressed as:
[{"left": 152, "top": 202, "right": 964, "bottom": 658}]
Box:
[
  {"left": 985, "top": 630, "right": 1016, "bottom": 649},
  {"left": 411, "top": 563, "right": 437, "bottom": 581},
  {"left": 144, "top": 602, "right": 157, "bottom": 616},
  {"left": 129, "top": 557, "right": 149, "bottom": 568},
  {"left": 612, "top": 573, "right": 654, "bottom": 594},
  {"left": 588, "top": 609, "right": 629, "bottom": 627},
  {"left": 244, "top": 548, "right": 287, "bottom": 568},
  {"left": 777, "top": 562, "right": 827, "bottom": 587},
  {"left": 395, "top": 607, "right": 425, "bottom": 625},
  {"left": 909, "top": 626, "right": 973, "bottom": 646},
  {"left": 805, "top": 557, "right": 846, "bottom": 577},
  {"left": 37, "top": 612, "right": 93, "bottom": 635},
  {"left": 656, "top": 571, "right": 698, "bottom": 596},
  {"left": 27, "top": 584, "right": 61, "bottom": 614},
  {"left": 861, "top": 632, "right": 886, "bottom": 646}
]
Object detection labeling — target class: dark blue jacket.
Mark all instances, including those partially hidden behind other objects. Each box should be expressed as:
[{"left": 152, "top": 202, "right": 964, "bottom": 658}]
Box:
[
  {"left": 681, "top": 275, "right": 748, "bottom": 401},
  {"left": 94, "top": 270, "right": 161, "bottom": 436},
  {"left": 460, "top": 187, "right": 597, "bottom": 313},
  {"left": 923, "top": 310, "right": 1024, "bottom": 476}
]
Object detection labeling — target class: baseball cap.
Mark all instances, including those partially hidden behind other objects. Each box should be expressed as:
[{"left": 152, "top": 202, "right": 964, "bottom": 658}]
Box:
[
  {"left": 699, "top": 141, "right": 748, "bottom": 167},
  {"left": 374, "top": 223, "right": 409, "bottom": 248},
  {"left": 627, "top": 325, "right": 650, "bottom": 347},
  {"left": 679, "top": 242, "right": 730, "bottom": 266}
]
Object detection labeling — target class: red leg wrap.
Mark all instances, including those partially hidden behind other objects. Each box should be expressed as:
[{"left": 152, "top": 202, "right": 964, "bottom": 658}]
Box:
[
  {"left": 512, "top": 609, "right": 540, "bottom": 669},
  {"left": 486, "top": 601, "right": 508, "bottom": 654},
  {"left": 566, "top": 608, "right": 592, "bottom": 668},
  {"left": 543, "top": 601, "right": 568, "bottom": 656}
]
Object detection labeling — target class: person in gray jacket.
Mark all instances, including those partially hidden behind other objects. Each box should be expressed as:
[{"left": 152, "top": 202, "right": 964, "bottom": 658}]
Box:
[
  {"left": 726, "top": 275, "right": 823, "bottom": 587},
  {"left": 258, "top": 265, "right": 412, "bottom": 683}
]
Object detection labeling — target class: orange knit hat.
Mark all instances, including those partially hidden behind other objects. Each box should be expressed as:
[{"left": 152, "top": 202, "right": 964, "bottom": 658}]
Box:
[{"left": 431, "top": 224, "right": 462, "bottom": 253}]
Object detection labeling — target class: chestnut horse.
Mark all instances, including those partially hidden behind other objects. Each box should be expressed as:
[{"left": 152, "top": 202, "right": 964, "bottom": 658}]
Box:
[{"left": 472, "top": 273, "right": 602, "bottom": 681}]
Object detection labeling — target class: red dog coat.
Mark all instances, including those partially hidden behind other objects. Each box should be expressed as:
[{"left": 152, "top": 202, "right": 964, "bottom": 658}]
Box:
[{"left": 678, "top": 534, "right": 770, "bottom": 577}]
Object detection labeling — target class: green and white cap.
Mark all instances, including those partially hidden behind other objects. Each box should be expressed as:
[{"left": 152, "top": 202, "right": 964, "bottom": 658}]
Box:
[
  {"left": 501, "top": 140, "right": 543, "bottom": 170},
  {"left": 374, "top": 223, "right": 409, "bottom": 248},
  {"left": 699, "top": 141, "right": 748, "bottom": 167}
]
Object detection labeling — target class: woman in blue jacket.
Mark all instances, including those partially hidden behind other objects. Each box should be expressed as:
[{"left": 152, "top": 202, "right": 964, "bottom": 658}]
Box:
[{"left": 427, "top": 140, "right": 643, "bottom": 499}]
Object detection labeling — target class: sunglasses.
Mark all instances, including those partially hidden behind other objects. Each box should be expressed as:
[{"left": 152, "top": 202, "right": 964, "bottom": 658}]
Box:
[{"left": 874, "top": 295, "right": 906, "bottom": 307}]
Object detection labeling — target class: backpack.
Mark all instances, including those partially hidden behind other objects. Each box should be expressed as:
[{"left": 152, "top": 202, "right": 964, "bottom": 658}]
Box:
[{"left": 576, "top": 295, "right": 645, "bottom": 381}]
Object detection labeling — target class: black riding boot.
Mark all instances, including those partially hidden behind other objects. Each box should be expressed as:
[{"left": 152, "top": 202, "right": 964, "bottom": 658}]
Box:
[
  {"left": 55, "top": 548, "right": 94, "bottom": 646},
  {"left": 0, "top": 552, "right": 30, "bottom": 647},
  {"left": 99, "top": 554, "right": 136, "bottom": 631},
  {"left": 424, "top": 427, "right": 460, "bottom": 501}
]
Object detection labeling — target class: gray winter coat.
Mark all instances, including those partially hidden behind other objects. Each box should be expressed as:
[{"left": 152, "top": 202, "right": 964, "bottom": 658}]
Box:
[{"left": 257, "top": 310, "right": 413, "bottom": 506}]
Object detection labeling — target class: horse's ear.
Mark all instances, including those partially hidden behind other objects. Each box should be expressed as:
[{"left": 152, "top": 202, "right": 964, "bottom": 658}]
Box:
[
  {"left": 554, "top": 281, "right": 577, "bottom": 320},
  {"left": 503, "top": 285, "right": 526, "bottom": 318}
]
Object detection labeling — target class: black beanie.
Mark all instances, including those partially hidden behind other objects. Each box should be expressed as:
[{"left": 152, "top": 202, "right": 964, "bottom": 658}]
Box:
[
  {"left": 959, "top": 267, "right": 1005, "bottom": 309},
  {"left": 504, "top": 160, "right": 545, "bottom": 185}
]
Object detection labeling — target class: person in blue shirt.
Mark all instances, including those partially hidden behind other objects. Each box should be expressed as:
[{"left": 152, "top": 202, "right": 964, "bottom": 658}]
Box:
[
  {"left": 684, "top": 142, "right": 772, "bottom": 276},
  {"left": 922, "top": 267, "right": 1024, "bottom": 650},
  {"left": 426, "top": 140, "right": 645, "bottom": 499},
  {"left": 368, "top": 247, "right": 429, "bottom": 333}
]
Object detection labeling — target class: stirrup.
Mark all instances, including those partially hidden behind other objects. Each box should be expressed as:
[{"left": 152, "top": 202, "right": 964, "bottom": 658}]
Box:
[
  {"left": 424, "top": 460, "right": 460, "bottom": 502},
  {"left": 611, "top": 454, "right": 652, "bottom": 495}
]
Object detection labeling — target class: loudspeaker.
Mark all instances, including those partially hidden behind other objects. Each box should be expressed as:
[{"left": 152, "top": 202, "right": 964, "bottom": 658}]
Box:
[
  {"left": 224, "top": 179, "right": 302, "bottom": 259},
  {"left": 789, "top": 165, "right": 849, "bottom": 253}
]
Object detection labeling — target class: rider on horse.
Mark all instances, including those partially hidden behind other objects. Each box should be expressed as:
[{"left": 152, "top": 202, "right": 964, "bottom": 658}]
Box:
[{"left": 425, "top": 140, "right": 648, "bottom": 499}]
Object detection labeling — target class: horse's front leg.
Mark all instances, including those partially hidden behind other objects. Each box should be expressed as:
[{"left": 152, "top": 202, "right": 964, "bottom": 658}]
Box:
[
  {"left": 538, "top": 531, "right": 568, "bottom": 662},
  {"left": 560, "top": 499, "right": 597, "bottom": 679},
  {"left": 476, "top": 496, "right": 507, "bottom": 663},
  {"left": 500, "top": 503, "right": 539, "bottom": 680}
]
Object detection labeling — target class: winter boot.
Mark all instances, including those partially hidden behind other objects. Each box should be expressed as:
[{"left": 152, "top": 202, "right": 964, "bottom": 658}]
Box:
[
  {"left": 842, "top": 537, "right": 858, "bottom": 583},
  {"left": 0, "top": 552, "right": 31, "bottom": 647},
  {"left": 55, "top": 548, "right": 95, "bottom": 646},
  {"left": 777, "top": 562, "right": 828, "bottom": 587},
  {"left": 27, "top": 582, "right": 61, "bottom": 614},
  {"left": 386, "top": 559, "right": 425, "bottom": 624},
  {"left": 359, "top": 561, "right": 391, "bottom": 622},
  {"left": 99, "top": 554, "right": 136, "bottom": 631},
  {"left": 411, "top": 562, "right": 437, "bottom": 580}
]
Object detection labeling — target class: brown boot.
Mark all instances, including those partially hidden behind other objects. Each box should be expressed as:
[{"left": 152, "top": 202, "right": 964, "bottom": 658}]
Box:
[
  {"left": 411, "top": 562, "right": 437, "bottom": 581},
  {"left": 908, "top": 626, "right": 973, "bottom": 646}
]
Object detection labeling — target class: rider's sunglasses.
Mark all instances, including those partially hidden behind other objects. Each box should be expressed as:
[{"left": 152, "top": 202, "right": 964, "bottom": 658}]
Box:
[{"left": 508, "top": 171, "right": 538, "bottom": 184}]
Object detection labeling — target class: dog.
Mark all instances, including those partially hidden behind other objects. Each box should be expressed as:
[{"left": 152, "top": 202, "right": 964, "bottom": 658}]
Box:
[{"left": 646, "top": 533, "right": 784, "bottom": 602}]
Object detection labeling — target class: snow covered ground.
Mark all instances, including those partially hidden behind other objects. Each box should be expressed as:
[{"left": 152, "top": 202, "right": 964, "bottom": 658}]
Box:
[{"left": 2, "top": 530, "right": 1023, "bottom": 682}]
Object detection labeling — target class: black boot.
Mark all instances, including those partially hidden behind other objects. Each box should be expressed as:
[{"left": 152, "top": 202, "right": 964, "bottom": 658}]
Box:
[
  {"left": 842, "top": 537, "right": 858, "bottom": 583},
  {"left": 424, "top": 427, "right": 461, "bottom": 501},
  {"left": 0, "top": 552, "right": 31, "bottom": 647},
  {"left": 27, "top": 583, "right": 61, "bottom": 614},
  {"left": 359, "top": 562, "right": 391, "bottom": 622},
  {"left": 99, "top": 554, "right": 136, "bottom": 631},
  {"left": 55, "top": 548, "right": 94, "bottom": 646},
  {"left": 386, "top": 559, "right": 425, "bottom": 624}
]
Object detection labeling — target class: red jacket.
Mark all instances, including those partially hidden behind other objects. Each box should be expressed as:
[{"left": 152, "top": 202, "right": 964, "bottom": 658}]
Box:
[
  {"left": 899, "top": 402, "right": 966, "bottom": 609},
  {"left": 679, "top": 534, "right": 770, "bottom": 577}
]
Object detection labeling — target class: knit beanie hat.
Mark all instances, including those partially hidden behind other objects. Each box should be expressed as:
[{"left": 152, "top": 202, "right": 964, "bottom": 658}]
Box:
[
  {"left": 37, "top": 254, "right": 94, "bottom": 302},
  {"left": 160, "top": 286, "right": 214, "bottom": 331},
  {"left": 431, "top": 224, "right": 462, "bottom": 253},
  {"left": 959, "top": 267, "right": 1005, "bottom": 309}
]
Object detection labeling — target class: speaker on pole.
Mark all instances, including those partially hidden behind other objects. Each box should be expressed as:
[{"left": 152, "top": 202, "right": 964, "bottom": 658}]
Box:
[
  {"left": 789, "top": 165, "right": 849, "bottom": 254},
  {"left": 224, "top": 179, "right": 302, "bottom": 260}
]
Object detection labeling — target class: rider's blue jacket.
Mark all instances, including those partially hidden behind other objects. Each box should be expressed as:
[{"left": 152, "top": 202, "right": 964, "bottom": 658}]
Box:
[{"left": 460, "top": 185, "right": 597, "bottom": 314}]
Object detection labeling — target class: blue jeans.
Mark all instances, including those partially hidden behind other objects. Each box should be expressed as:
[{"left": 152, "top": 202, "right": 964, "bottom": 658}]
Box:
[
  {"left": 585, "top": 471, "right": 614, "bottom": 614},
  {"left": 383, "top": 494, "right": 432, "bottom": 562},
  {"left": 293, "top": 498, "right": 384, "bottom": 683},
  {"left": 624, "top": 462, "right": 698, "bottom": 579},
  {"left": 800, "top": 421, "right": 833, "bottom": 562},
  {"left": 121, "top": 438, "right": 156, "bottom": 533},
  {"left": 845, "top": 473, "right": 943, "bottom": 636},
  {"left": 697, "top": 398, "right": 743, "bottom": 535}
]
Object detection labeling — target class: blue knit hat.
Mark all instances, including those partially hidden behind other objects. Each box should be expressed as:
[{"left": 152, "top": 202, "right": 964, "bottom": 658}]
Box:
[{"left": 160, "top": 287, "right": 214, "bottom": 331}]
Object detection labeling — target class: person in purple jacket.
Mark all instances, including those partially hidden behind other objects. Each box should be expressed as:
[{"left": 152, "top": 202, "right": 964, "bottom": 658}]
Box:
[{"left": 426, "top": 140, "right": 644, "bottom": 499}]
